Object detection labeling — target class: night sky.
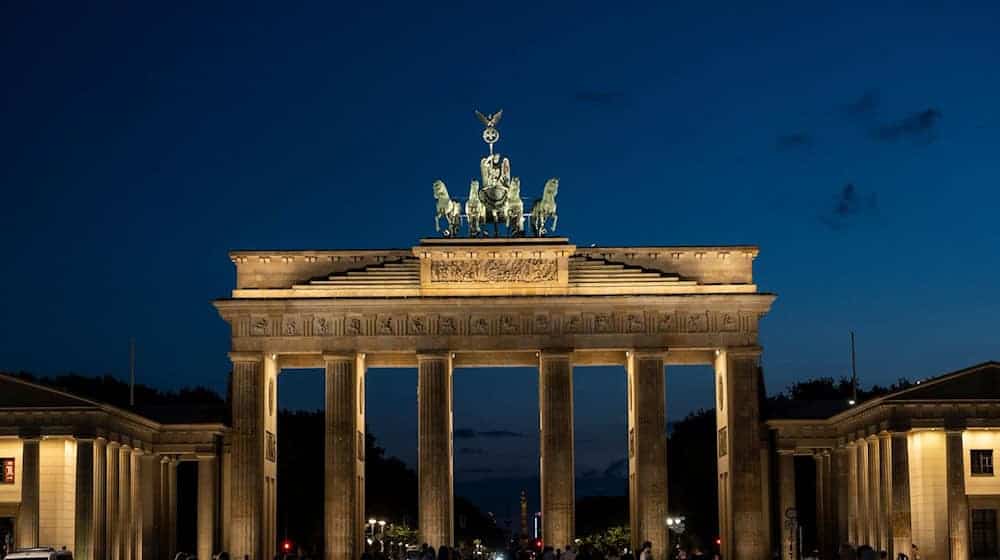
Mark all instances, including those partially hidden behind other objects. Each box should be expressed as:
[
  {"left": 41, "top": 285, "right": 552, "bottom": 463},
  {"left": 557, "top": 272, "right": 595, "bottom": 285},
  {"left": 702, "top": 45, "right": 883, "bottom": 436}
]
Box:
[{"left": 3, "top": 3, "right": 999, "bottom": 517}]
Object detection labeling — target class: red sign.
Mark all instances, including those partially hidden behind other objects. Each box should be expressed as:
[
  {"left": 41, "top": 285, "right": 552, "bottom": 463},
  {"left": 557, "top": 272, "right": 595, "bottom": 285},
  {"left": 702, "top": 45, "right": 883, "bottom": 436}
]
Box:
[{"left": 1, "top": 458, "right": 13, "bottom": 484}]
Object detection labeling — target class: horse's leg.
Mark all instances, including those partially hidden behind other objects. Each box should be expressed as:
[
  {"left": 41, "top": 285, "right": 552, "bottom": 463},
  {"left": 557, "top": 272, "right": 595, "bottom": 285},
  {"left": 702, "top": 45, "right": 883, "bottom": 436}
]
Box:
[
  {"left": 435, "top": 213, "right": 440, "bottom": 232},
  {"left": 551, "top": 211, "right": 557, "bottom": 232}
]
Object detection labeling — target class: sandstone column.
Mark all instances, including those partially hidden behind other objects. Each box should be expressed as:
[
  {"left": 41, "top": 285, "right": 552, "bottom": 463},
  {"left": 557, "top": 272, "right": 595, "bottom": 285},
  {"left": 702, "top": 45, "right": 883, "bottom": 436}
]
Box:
[
  {"left": 847, "top": 442, "right": 858, "bottom": 545},
  {"left": 418, "top": 352, "right": 453, "bottom": 549},
  {"left": 119, "top": 445, "right": 132, "bottom": 560},
  {"left": 822, "top": 451, "right": 836, "bottom": 560},
  {"left": 777, "top": 451, "right": 796, "bottom": 560},
  {"left": 140, "top": 453, "right": 158, "bottom": 560},
  {"left": 131, "top": 449, "right": 142, "bottom": 560},
  {"left": 814, "top": 453, "right": 826, "bottom": 559},
  {"left": 198, "top": 454, "right": 218, "bottom": 559},
  {"left": 835, "top": 446, "right": 849, "bottom": 548},
  {"left": 75, "top": 438, "right": 96, "bottom": 560},
  {"left": 867, "top": 436, "right": 879, "bottom": 549},
  {"left": 878, "top": 433, "right": 891, "bottom": 555},
  {"left": 890, "top": 432, "right": 912, "bottom": 559},
  {"left": 714, "top": 348, "right": 766, "bottom": 560},
  {"left": 16, "top": 438, "right": 40, "bottom": 548},
  {"left": 628, "top": 351, "right": 668, "bottom": 560},
  {"left": 539, "top": 351, "right": 575, "bottom": 549},
  {"left": 946, "top": 430, "right": 968, "bottom": 560},
  {"left": 160, "top": 457, "right": 178, "bottom": 559},
  {"left": 230, "top": 352, "right": 266, "bottom": 560},
  {"left": 107, "top": 441, "right": 120, "bottom": 560},
  {"left": 326, "top": 353, "right": 367, "bottom": 560},
  {"left": 857, "top": 439, "right": 868, "bottom": 545},
  {"left": 94, "top": 438, "right": 107, "bottom": 560}
]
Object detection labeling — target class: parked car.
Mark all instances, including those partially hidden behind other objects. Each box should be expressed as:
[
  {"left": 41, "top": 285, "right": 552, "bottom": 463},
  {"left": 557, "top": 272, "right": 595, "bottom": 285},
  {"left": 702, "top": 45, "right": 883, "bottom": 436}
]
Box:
[{"left": 4, "top": 547, "right": 73, "bottom": 560}]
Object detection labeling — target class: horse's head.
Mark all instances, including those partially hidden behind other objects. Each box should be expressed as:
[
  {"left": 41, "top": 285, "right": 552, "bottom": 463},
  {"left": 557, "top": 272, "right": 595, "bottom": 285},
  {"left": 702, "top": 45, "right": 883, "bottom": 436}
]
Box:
[
  {"left": 469, "top": 179, "right": 480, "bottom": 199},
  {"left": 544, "top": 177, "right": 559, "bottom": 200},
  {"left": 432, "top": 179, "right": 448, "bottom": 200},
  {"left": 509, "top": 177, "right": 521, "bottom": 197}
]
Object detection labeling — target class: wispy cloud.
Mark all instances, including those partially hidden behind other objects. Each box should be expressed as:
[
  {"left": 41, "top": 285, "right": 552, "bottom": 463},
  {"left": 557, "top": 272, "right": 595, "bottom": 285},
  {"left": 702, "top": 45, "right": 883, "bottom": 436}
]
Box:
[
  {"left": 459, "top": 447, "right": 487, "bottom": 455},
  {"left": 872, "top": 108, "right": 942, "bottom": 143},
  {"left": 820, "top": 183, "right": 879, "bottom": 230},
  {"left": 454, "top": 428, "right": 527, "bottom": 439},
  {"left": 843, "top": 90, "right": 879, "bottom": 119},
  {"left": 776, "top": 132, "right": 814, "bottom": 150},
  {"left": 574, "top": 91, "right": 626, "bottom": 106}
]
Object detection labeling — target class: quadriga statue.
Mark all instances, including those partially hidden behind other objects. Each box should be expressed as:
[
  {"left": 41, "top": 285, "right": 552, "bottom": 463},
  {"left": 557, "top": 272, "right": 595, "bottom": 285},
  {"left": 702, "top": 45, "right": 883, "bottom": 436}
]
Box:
[
  {"left": 530, "top": 178, "right": 558, "bottom": 236},
  {"left": 506, "top": 177, "right": 525, "bottom": 236},
  {"left": 432, "top": 179, "right": 462, "bottom": 237},
  {"left": 466, "top": 180, "right": 487, "bottom": 237}
]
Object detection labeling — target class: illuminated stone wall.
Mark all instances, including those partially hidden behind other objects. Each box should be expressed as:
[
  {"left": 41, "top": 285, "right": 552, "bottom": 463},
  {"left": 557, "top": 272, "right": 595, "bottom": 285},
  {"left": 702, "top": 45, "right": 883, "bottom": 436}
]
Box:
[
  {"left": 0, "top": 438, "right": 24, "bottom": 511},
  {"left": 964, "top": 430, "right": 1000, "bottom": 496},
  {"left": 908, "top": 431, "right": 947, "bottom": 559},
  {"left": 39, "top": 437, "right": 77, "bottom": 550}
]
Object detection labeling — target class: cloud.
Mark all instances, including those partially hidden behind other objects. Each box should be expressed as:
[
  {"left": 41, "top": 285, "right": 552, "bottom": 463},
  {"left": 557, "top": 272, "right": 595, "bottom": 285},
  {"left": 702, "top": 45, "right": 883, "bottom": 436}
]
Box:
[
  {"left": 820, "top": 183, "right": 879, "bottom": 230},
  {"left": 602, "top": 458, "right": 627, "bottom": 479},
  {"left": 459, "top": 447, "right": 487, "bottom": 455},
  {"left": 479, "top": 429, "right": 527, "bottom": 439},
  {"left": 843, "top": 90, "right": 879, "bottom": 118},
  {"left": 873, "top": 108, "right": 942, "bottom": 143},
  {"left": 574, "top": 91, "right": 626, "bottom": 106},
  {"left": 776, "top": 132, "right": 813, "bottom": 150},
  {"left": 454, "top": 428, "right": 527, "bottom": 439},
  {"left": 460, "top": 467, "right": 496, "bottom": 474}
]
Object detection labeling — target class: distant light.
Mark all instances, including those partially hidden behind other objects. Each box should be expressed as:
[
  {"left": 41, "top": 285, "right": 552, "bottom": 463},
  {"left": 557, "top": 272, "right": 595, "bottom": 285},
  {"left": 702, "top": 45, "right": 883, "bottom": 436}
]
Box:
[
  {"left": 916, "top": 380, "right": 922, "bottom": 385},
  {"left": 848, "top": 399, "right": 856, "bottom": 406},
  {"left": 282, "top": 540, "right": 293, "bottom": 552},
  {"left": 369, "top": 518, "right": 377, "bottom": 525},
  {"left": 667, "top": 518, "right": 674, "bottom": 526}
]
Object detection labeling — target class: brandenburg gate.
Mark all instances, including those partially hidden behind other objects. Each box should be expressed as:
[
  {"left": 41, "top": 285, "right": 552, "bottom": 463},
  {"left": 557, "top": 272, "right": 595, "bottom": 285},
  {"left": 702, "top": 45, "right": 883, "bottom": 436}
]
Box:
[{"left": 213, "top": 112, "right": 776, "bottom": 560}]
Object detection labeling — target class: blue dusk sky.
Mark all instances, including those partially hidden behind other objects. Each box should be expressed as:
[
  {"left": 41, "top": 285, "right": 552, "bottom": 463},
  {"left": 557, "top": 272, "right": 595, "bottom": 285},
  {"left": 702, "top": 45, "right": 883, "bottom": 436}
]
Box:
[{"left": 2, "top": 2, "right": 999, "bottom": 513}]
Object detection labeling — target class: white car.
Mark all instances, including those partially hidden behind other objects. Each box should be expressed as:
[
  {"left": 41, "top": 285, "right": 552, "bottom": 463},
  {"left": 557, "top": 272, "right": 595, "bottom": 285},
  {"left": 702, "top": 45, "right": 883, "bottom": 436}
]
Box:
[{"left": 4, "top": 548, "right": 73, "bottom": 560}]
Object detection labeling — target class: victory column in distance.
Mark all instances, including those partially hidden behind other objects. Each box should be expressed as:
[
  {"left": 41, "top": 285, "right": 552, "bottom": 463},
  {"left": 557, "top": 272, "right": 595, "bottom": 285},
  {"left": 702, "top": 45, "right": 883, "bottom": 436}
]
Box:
[{"left": 433, "top": 110, "right": 559, "bottom": 238}]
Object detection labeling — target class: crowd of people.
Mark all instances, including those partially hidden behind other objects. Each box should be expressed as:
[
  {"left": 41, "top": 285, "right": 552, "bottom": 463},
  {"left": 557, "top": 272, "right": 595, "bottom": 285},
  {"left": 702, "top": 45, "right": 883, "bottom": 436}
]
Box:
[{"left": 826, "top": 543, "right": 919, "bottom": 560}]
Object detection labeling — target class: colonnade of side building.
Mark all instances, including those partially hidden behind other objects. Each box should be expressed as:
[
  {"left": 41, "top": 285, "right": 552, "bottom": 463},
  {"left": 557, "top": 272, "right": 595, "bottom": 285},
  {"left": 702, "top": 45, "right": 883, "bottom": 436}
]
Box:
[
  {"left": 7, "top": 436, "right": 221, "bottom": 560},
  {"left": 776, "top": 428, "right": 988, "bottom": 560},
  {"left": 227, "top": 347, "right": 769, "bottom": 560}
]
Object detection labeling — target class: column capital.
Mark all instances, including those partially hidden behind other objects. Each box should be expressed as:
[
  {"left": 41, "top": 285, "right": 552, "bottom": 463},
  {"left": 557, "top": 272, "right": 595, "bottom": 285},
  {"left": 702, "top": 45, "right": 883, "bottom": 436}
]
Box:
[
  {"left": 719, "top": 345, "right": 763, "bottom": 358},
  {"left": 416, "top": 351, "right": 452, "bottom": 360},
  {"left": 196, "top": 453, "right": 217, "bottom": 461},
  {"left": 538, "top": 349, "right": 573, "bottom": 360},
  {"left": 107, "top": 440, "right": 121, "bottom": 449},
  {"left": 777, "top": 448, "right": 797, "bottom": 456},
  {"left": 229, "top": 351, "right": 264, "bottom": 363},
  {"left": 891, "top": 430, "right": 910, "bottom": 439},
  {"left": 627, "top": 348, "right": 667, "bottom": 359},
  {"left": 878, "top": 430, "right": 892, "bottom": 440},
  {"left": 322, "top": 352, "right": 359, "bottom": 363},
  {"left": 945, "top": 428, "right": 965, "bottom": 436}
]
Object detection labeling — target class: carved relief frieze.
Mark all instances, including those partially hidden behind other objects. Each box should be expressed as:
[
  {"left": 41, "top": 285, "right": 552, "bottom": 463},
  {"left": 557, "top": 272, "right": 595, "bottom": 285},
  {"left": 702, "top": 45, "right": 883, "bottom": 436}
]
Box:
[
  {"left": 499, "top": 314, "right": 520, "bottom": 335},
  {"left": 232, "top": 307, "right": 762, "bottom": 339},
  {"left": 533, "top": 313, "right": 552, "bottom": 334},
  {"left": 376, "top": 315, "right": 394, "bottom": 335},
  {"left": 407, "top": 315, "right": 428, "bottom": 335},
  {"left": 439, "top": 315, "right": 459, "bottom": 335},
  {"left": 469, "top": 315, "right": 491, "bottom": 335},
  {"left": 429, "top": 258, "right": 557, "bottom": 283}
]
